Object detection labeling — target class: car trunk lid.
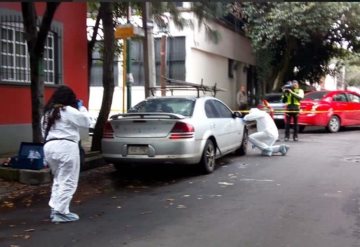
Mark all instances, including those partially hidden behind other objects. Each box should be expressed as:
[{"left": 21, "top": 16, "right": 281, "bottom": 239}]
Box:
[
  {"left": 300, "top": 100, "right": 316, "bottom": 112},
  {"left": 110, "top": 113, "right": 185, "bottom": 138}
]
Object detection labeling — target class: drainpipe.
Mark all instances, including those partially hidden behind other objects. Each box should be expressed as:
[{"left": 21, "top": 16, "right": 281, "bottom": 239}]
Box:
[
  {"left": 126, "top": 4, "right": 133, "bottom": 110},
  {"left": 126, "top": 38, "right": 132, "bottom": 110}
]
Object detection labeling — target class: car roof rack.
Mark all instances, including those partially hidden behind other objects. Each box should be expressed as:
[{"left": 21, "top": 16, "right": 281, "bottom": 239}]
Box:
[{"left": 149, "top": 77, "right": 226, "bottom": 98}]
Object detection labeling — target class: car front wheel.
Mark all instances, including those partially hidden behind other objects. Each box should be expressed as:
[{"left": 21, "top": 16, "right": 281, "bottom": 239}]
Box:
[
  {"left": 199, "top": 140, "right": 216, "bottom": 174},
  {"left": 236, "top": 128, "right": 248, "bottom": 156},
  {"left": 326, "top": 115, "right": 340, "bottom": 133}
]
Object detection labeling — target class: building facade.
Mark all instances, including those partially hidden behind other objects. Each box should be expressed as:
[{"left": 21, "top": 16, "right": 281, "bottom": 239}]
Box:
[
  {"left": 89, "top": 5, "right": 256, "bottom": 118},
  {"left": 0, "top": 2, "right": 88, "bottom": 154}
]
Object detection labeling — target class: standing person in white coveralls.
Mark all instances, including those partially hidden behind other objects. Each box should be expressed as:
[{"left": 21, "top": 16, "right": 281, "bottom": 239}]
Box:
[
  {"left": 42, "top": 85, "right": 91, "bottom": 223},
  {"left": 244, "top": 108, "right": 289, "bottom": 156}
]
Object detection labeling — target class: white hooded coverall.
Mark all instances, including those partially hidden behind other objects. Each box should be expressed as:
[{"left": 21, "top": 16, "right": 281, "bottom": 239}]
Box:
[
  {"left": 42, "top": 106, "right": 91, "bottom": 215},
  {"left": 243, "top": 108, "right": 283, "bottom": 154}
]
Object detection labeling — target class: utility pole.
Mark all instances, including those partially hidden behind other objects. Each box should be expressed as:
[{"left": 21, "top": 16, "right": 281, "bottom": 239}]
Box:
[
  {"left": 160, "top": 35, "right": 167, "bottom": 96},
  {"left": 142, "top": 2, "right": 156, "bottom": 97}
]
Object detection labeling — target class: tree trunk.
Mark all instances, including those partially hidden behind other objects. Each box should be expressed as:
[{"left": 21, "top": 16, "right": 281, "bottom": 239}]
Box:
[
  {"left": 271, "top": 37, "right": 297, "bottom": 92},
  {"left": 21, "top": 2, "right": 59, "bottom": 143},
  {"left": 88, "top": 6, "right": 103, "bottom": 92},
  {"left": 91, "top": 2, "right": 115, "bottom": 151}
]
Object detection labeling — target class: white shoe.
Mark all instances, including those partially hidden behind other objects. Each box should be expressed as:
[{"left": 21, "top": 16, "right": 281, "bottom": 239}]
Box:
[
  {"left": 50, "top": 208, "right": 55, "bottom": 219},
  {"left": 280, "top": 144, "right": 290, "bottom": 156},
  {"left": 261, "top": 150, "right": 272, "bottom": 157},
  {"left": 51, "top": 212, "right": 79, "bottom": 223}
]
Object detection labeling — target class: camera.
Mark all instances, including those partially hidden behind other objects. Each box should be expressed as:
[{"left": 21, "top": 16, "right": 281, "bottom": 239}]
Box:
[{"left": 282, "top": 82, "right": 293, "bottom": 92}]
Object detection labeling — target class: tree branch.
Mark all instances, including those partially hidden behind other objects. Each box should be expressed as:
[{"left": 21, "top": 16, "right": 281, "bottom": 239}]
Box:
[{"left": 35, "top": 2, "right": 60, "bottom": 56}]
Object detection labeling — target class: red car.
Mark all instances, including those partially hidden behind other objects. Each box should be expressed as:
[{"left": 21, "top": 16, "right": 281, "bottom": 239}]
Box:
[{"left": 298, "top": 90, "right": 360, "bottom": 133}]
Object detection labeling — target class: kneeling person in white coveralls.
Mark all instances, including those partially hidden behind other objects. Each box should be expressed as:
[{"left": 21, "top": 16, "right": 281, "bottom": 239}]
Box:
[
  {"left": 244, "top": 108, "right": 289, "bottom": 156},
  {"left": 42, "top": 85, "right": 91, "bottom": 223}
]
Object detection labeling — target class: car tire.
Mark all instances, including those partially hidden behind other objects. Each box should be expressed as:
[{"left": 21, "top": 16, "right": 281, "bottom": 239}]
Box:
[
  {"left": 326, "top": 115, "right": 340, "bottom": 133},
  {"left": 236, "top": 127, "right": 248, "bottom": 156},
  {"left": 199, "top": 139, "right": 216, "bottom": 174}
]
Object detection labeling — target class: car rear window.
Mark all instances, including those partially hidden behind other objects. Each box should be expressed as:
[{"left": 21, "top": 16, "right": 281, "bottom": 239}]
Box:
[
  {"left": 304, "top": 91, "right": 329, "bottom": 100},
  {"left": 129, "top": 98, "right": 195, "bottom": 116}
]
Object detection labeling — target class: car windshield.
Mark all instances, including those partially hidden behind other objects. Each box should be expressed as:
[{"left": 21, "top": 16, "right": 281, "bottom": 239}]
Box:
[
  {"left": 304, "top": 91, "right": 329, "bottom": 100},
  {"left": 128, "top": 98, "right": 195, "bottom": 117},
  {"left": 264, "top": 94, "right": 282, "bottom": 103}
]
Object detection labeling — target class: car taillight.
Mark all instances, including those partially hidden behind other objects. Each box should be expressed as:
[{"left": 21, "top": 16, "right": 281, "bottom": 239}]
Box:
[
  {"left": 103, "top": 121, "right": 114, "bottom": 138},
  {"left": 169, "top": 122, "right": 194, "bottom": 139},
  {"left": 311, "top": 103, "right": 319, "bottom": 112}
]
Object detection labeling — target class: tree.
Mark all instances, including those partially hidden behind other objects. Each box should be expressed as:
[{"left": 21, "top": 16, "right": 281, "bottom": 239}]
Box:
[
  {"left": 343, "top": 53, "right": 360, "bottom": 87},
  {"left": 21, "top": 2, "right": 60, "bottom": 143},
  {"left": 90, "top": 2, "right": 115, "bottom": 152},
  {"left": 240, "top": 2, "right": 360, "bottom": 92}
]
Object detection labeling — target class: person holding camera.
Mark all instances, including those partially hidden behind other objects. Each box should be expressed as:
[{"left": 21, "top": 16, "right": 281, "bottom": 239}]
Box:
[
  {"left": 281, "top": 80, "right": 304, "bottom": 141},
  {"left": 42, "top": 85, "right": 91, "bottom": 223}
]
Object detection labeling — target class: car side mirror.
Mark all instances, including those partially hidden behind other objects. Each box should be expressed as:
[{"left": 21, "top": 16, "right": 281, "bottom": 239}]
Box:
[{"left": 233, "top": 111, "right": 242, "bottom": 118}]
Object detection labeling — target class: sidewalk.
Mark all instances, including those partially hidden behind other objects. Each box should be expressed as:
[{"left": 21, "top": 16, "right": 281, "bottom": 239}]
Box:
[{"left": 0, "top": 137, "right": 106, "bottom": 201}]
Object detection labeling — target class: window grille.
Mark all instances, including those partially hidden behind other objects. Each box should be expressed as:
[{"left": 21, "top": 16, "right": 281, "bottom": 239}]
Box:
[
  {"left": 129, "top": 36, "right": 186, "bottom": 86},
  {"left": 0, "top": 11, "right": 63, "bottom": 85}
]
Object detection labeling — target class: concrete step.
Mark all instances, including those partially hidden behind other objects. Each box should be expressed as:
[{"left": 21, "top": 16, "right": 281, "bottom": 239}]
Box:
[{"left": 0, "top": 152, "right": 106, "bottom": 185}]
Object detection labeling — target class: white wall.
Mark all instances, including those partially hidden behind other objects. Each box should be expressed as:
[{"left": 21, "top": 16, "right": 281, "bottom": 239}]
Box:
[{"left": 89, "top": 10, "right": 256, "bottom": 116}]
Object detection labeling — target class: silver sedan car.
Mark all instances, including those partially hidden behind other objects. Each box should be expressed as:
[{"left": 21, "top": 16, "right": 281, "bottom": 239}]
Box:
[{"left": 101, "top": 96, "right": 248, "bottom": 174}]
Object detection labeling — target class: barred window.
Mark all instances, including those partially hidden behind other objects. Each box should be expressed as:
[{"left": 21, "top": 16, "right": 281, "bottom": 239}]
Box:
[
  {"left": 130, "top": 36, "right": 186, "bottom": 86},
  {"left": 0, "top": 24, "right": 56, "bottom": 84}
]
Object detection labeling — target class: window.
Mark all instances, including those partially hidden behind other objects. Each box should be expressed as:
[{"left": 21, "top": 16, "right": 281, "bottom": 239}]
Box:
[
  {"left": 90, "top": 41, "right": 118, "bottom": 87},
  {"left": 174, "top": 2, "right": 184, "bottom": 8},
  {"left": 155, "top": 36, "right": 186, "bottom": 84},
  {"left": 212, "top": 100, "right": 233, "bottom": 118},
  {"left": 0, "top": 11, "right": 63, "bottom": 85},
  {"left": 333, "top": 93, "right": 347, "bottom": 102},
  {"left": 129, "top": 98, "right": 195, "bottom": 116},
  {"left": 129, "top": 36, "right": 186, "bottom": 86},
  {"left": 205, "top": 101, "right": 219, "bottom": 118},
  {"left": 347, "top": 93, "right": 360, "bottom": 103}
]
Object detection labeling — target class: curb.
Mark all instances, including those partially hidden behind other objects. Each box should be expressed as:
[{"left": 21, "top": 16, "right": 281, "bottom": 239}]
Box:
[{"left": 0, "top": 152, "right": 106, "bottom": 185}]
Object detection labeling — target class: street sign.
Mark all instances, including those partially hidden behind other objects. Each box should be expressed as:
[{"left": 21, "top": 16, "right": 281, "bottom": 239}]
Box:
[
  {"left": 115, "top": 24, "right": 134, "bottom": 39},
  {"left": 115, "top": 24, "right": 144, "bottom": 39}
]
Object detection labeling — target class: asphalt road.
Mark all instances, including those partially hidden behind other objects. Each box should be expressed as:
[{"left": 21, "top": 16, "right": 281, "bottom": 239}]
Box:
[{"left": 1, "top": 127, "right": 360, "bottom": 247}]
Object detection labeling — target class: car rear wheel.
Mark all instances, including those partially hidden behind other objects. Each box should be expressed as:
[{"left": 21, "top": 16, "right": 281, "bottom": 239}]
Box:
[
  {"left": 236, "top": 128, "right": 248, "bottom": 156},
  {"left": 199, "top": 139, "right": 216, "bottom": 174},
  {"left": 326, "top": 115, "right": 340, "bottom": 133}
]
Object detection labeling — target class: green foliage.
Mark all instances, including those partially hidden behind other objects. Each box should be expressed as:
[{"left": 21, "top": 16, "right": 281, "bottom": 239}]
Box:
[
  {"left": 343, "top": 53, "right": 360, "bottom": 86},
  {"left": 240, "top": 2, "right": 360, "bottom": 88}
]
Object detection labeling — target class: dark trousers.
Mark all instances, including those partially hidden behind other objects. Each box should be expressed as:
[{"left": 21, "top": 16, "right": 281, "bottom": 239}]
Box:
[{"left": 285, "top": 105, "right": 300, "bottom": 139}]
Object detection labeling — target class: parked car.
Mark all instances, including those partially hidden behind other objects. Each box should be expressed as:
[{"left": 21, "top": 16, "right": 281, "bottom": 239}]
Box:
[
  {"left": 298, "top": 90, "right": 360, "bottom": 133},
  {"left": 101, "top": 96, "right": 248, "bottom": 174},
  {"left": 89, "top": 115, "right": 98, "bottom": 135},
  {"left": 257, "top": 93, "right": 286, "bottom": 126}
]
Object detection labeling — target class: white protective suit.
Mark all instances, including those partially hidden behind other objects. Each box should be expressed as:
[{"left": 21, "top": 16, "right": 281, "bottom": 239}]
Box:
[
  {"left": 244, "top": 108, "right": 285, "bottom": 156},
  {"left": 42, "top": 105, "right": 91, "bottom": 215}
]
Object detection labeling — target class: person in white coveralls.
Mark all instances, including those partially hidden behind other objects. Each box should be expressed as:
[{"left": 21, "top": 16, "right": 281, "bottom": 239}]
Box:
[
  {"left": 244, "top": 108, "right": 289, "bottom": 156},
  {"left": 42, "top": 85, "right": 91, "bottom": 223}
]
